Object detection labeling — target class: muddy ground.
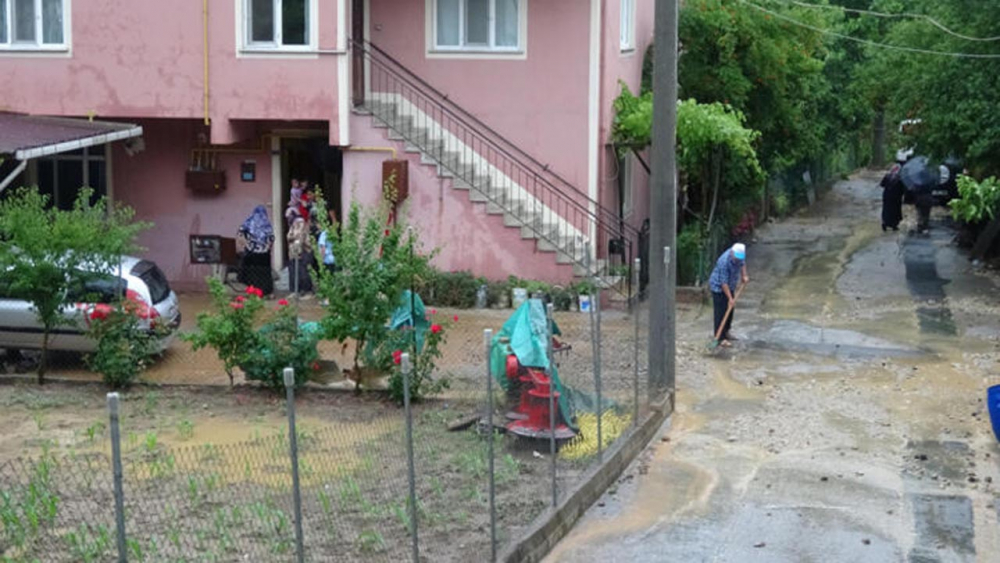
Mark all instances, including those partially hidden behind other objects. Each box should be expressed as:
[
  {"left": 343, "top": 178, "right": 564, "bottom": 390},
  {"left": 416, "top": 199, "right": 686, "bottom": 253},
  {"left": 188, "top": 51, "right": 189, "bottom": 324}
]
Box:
[
  {"left": 548, "top": 171, "right": 1000, "bottom": 563},
  {"left": 0, "top": 383, "right": 556, "bottom": 562}
]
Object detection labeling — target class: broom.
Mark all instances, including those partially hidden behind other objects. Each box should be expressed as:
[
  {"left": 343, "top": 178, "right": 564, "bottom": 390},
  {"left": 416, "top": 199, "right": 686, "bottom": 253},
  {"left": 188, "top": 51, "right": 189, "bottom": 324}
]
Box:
[{"left": 707, "top": 282, "right": 746, "bottom": 351}]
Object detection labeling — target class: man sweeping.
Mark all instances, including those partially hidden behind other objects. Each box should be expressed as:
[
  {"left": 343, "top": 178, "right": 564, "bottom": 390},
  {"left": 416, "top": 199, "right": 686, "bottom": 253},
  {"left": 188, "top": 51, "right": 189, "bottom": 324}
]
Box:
[{"left": 709, "top": 243, "right": 749, "bottom": 348}]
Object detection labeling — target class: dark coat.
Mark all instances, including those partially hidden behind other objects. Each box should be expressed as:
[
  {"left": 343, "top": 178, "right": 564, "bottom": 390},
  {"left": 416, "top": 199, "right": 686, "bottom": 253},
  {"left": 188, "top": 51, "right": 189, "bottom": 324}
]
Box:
[{"left": 881, "top": 165, "right": 905, "bottom": 228}]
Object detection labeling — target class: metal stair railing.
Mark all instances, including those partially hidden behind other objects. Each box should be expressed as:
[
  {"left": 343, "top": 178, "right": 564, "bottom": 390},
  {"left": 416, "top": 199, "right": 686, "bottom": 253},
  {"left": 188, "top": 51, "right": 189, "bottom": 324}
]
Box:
[{"left": 353, "top": 40, "right": 636, "bottom": 294}]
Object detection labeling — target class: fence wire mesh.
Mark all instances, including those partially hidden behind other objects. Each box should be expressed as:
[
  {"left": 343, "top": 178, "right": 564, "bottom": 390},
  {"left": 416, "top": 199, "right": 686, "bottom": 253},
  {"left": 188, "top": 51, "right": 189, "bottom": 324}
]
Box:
[{"left": 1, "top": 279, "right": 658, "bottom": 562}]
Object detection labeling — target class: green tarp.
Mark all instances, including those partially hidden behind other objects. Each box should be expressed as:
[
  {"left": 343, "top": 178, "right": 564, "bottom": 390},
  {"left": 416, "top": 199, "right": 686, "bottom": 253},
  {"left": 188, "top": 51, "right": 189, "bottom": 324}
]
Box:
[{"left": 490, "top": 299, "right": 576, "bottom": 429}]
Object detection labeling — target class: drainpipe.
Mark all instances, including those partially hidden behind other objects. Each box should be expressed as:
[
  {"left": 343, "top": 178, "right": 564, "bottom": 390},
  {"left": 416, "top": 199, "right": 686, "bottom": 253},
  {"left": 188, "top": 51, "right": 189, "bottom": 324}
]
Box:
[
  {"left": 203, "top": 0, "right": 210, "bottom": 126},
  {"left": 0, "top": 159, "right": 27, "bottom": 196}
]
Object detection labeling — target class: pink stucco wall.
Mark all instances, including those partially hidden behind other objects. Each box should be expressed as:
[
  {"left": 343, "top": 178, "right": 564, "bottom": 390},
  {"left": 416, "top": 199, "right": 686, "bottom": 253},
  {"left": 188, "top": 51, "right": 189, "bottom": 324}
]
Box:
[
  {"left": 346, "top": 115, "right": 575, "bottom": 284},
  {"left": 112, "top": 119, "right": 275, "bottom": 290},
  {"left": 599, "top": 0, "right": 655, "bottom": 236},
  {"left": 0, "top": 0, "right": 346, "bottom": 144},
  {"left": 367, "top": 0, "right": 591, "bottom": 192}
]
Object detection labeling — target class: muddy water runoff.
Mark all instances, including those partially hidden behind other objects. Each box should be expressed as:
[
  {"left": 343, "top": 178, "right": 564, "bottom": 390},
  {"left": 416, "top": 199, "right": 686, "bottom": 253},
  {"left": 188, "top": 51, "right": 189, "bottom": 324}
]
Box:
[{"left": 547, "top": 173, "right": 1000, "bottom": 563}]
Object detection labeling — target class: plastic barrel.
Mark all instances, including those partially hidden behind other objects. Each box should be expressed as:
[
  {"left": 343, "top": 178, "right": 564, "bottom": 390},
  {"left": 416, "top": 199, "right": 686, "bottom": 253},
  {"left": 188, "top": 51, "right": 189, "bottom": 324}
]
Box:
[{"left": 989, "top": 385, "right": 1000, "bottom": 443}]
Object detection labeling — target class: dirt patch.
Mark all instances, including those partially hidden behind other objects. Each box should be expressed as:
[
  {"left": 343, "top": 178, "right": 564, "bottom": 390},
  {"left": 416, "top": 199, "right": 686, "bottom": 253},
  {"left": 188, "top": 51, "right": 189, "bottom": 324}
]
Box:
[{"left": 0, "top": 382, "right": 557, "bottom": 562}]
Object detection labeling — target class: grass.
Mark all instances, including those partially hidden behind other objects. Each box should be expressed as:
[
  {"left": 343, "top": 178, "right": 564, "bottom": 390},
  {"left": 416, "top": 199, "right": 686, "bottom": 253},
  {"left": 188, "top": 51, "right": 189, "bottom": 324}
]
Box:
[{"left": 176, "top": 419, "right": 195, "bottom": 441}]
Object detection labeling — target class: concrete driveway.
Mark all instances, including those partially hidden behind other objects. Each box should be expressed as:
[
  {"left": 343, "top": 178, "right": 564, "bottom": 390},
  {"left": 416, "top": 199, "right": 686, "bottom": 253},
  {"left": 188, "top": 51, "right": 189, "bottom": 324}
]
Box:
[{"left": 546, "top": 172, "right": 1000, "bottom": 563}]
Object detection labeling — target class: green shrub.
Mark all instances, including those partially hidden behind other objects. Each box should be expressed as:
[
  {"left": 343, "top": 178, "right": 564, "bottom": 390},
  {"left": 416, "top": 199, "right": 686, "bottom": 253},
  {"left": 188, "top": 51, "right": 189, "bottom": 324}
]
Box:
[
  {"left": 677, "top": 224, "right": 705, "bottom": 286},
  {"left": 85, "top": 299, "right": 168, "bottom": 389},
  {"left": 771, "top": 192, "right": 790, "bottom": 217},
  {"left": 425, "top": 270, "right": 482, "bottom": 308},
  {"left": 183, "top": 280, "right": 319, "bottom": 390},
  {"left": 950, "top": 175, "right": 1000, "bottom": 224},
  {"left": 383, "top": 314, "right": 453, "bottom": 404}
]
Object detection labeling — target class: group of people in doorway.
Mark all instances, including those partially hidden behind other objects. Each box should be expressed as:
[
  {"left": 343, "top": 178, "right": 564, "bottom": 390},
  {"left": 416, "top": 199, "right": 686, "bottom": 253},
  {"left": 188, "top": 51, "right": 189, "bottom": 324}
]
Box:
[{"left": 235, "top": 179, "right": 337, "bottom": 299}]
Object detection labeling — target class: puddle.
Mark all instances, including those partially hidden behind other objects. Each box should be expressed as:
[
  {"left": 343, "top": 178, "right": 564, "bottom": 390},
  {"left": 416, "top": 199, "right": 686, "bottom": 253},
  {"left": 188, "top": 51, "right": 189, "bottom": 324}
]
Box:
[
  {"left": 903, "top": 230, "right": 957, "bottom": 336},
  {"left": 748, "top": 320, "right": 922, "bottom": 359},
  {"left": 907, "top": 494, "right": 976, "bottom": 562}
]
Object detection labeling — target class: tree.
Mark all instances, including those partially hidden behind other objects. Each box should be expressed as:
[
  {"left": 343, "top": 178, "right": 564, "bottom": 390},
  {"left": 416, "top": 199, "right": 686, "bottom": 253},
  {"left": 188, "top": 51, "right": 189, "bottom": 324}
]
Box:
[
  {"left": 861, "top": 0, "right": 1000, "bottom": 176},
  {"left": 312, "top": 199, "right": 434, "bottom": 379},
  {"left": 614, "top": 85, "right": 765, "bottom": 282},
  {"left": 0, "top": 187, "right": 149, "bottom": 383}
]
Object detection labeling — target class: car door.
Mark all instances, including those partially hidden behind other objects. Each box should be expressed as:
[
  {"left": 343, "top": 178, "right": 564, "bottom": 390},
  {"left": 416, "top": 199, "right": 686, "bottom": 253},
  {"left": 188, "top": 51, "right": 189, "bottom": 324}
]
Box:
[{"left": 0, "top": 274, "right": 46, "bottom": 350}]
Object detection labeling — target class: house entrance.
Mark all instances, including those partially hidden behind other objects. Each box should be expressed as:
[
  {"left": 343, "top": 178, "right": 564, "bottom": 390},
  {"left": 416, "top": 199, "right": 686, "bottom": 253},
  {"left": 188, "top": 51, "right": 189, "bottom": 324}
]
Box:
[{"left": 279, "top": 137, "right": 343, "bottom": 267}]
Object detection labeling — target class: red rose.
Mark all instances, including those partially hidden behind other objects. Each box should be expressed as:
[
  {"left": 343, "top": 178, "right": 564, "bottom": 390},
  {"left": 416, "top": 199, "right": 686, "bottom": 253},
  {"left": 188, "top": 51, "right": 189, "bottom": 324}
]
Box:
[
  {"left": 431, "top": 324, "right": 442, "bottom": 335},
  {"left": 235, "top": 295, "right": 245, "bottom": 303},
  {"left": 430, "top": 309, "right": 437, "bottom": 315},
  {"left": 89, "top": 304, "right": 111, "bottom": 321},
  {"left": 312, "top": 362, "right": 321, "bottom": 371},
  {"left": 278, "top": 299, "right": 289, "bottom": 307},
  {"left": 245, "top": 286, "right": 258, "bottom": 296},
  {"left": 453, "top": 315, "right": 459, "bottom": 322},
  {"left": 392, "top": 350, "right": 403, "bottom": 365},
  {"left": 229, "top": 302, "right": 244, "bottom": 310}
]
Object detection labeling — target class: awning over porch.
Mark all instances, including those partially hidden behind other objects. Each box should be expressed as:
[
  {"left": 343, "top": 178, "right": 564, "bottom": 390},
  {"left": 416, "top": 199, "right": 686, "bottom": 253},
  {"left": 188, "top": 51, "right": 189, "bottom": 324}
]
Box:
[{"left": 0, "top": 113, "right": 143, "bottom": 160}]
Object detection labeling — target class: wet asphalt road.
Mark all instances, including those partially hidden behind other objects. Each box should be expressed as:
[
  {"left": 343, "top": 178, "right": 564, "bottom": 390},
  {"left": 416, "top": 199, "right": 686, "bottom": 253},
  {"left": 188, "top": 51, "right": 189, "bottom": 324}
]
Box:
[{"left": 546, "top": 172, "right": 1000, "bottom": 563}]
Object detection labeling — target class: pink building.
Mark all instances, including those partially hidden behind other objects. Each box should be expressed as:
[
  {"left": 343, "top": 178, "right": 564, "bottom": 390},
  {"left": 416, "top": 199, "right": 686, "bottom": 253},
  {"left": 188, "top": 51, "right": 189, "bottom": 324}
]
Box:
[{"left": 0, "top": 0, "right": 653, "bottom": 290}]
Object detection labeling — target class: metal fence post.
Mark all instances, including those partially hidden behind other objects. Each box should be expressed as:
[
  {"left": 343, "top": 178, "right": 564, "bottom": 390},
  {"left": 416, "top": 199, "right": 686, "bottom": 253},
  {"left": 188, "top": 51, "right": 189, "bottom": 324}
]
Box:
[
  {"left": 107, "top": 393, "right": 128, "bottom": 563},
  {"left": 401, "top": 354, "right": 420, "bottom": 563},
  {"left": 484, "top": 329, "right": 497, "bottom": 563},
  {"left": 546, "top": 303, "right": 557, "bottom": 508},
  {"left": 633, "top": 257, "right": 641, "bottom": 426},
  {"left": 283, "top": 368, "right": 305, "bottom": 563},
  {"left": 588, "top": 256, "right": 603, "bottom": 462}
]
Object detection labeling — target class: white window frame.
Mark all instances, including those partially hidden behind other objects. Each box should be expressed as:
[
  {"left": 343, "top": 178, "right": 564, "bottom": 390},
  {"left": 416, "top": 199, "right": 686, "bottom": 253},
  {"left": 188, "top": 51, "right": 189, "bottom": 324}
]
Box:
[
  {"left": 620, "top": 0, "right": 635, "bottom": 52},
  {"left": 430, "top": 0, "right": 525, "bottom": 54},
  {"left": 0, "top": 0, "right": 69, "bottom": 52},
  {"left": 240, "top": 0, "right": 318, "bottom": 53}
]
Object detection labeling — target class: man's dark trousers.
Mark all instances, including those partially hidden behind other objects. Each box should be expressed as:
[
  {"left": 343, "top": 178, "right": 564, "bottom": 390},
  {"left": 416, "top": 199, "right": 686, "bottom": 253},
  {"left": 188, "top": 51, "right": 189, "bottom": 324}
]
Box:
[{"left": 712, "top": 291, "right": 733, "bottom": 339}]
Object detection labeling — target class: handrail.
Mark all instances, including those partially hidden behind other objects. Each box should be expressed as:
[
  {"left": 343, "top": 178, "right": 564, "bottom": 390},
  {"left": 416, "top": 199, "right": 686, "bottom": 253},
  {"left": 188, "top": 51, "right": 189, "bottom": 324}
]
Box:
[{"left": 355, "top": 40, "right": 638, "bottom": 242}]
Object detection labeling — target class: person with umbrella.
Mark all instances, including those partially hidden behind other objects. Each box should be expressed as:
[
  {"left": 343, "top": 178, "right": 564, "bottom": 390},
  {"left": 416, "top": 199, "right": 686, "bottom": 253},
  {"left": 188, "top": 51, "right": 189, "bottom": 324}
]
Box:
[{"left": 899, "top": 156, "right": 939, "bottom": 234}]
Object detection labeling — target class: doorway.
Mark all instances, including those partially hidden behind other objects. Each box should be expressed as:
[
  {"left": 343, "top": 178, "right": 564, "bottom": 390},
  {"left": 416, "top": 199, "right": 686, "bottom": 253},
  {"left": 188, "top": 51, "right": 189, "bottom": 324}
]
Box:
[{"left": 278, "top": 137, "right": 343, "bottom": 267}]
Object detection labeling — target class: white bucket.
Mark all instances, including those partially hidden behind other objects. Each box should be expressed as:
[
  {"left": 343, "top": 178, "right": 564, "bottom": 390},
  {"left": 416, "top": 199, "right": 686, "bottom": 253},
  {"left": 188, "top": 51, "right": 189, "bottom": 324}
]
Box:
[
  {"left": 512, "top": 288, "right": 528, "bottom": 308},
  {"left": 578, "top": 294, "right": 592, "bottom": 313}
]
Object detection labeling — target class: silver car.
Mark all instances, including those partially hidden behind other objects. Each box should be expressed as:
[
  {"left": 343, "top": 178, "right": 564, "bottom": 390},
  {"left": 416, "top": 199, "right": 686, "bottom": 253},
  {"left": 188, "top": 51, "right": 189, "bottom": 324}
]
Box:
[{"left": 0, "top": 256, "right": 180, "bottom": 353}]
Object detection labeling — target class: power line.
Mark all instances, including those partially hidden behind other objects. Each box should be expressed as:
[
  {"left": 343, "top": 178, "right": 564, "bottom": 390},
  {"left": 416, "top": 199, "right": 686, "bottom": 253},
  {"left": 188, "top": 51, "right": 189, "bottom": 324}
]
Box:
[
  {"left": 739, "top": 0, "right": 1000, "bottom": 59},
  {"left": 763, "top": 0, "right": 1000, "bottom": 42}
]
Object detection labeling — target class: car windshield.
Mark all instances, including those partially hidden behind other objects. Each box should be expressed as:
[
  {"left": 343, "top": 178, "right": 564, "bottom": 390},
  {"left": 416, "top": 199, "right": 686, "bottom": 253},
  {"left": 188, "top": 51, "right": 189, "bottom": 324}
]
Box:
[
  {"left": 131, "top": 260, "right": 171, "bottom": 304},
  {"left": 67, "top": 274, "right": 127, "bottom": 304}
]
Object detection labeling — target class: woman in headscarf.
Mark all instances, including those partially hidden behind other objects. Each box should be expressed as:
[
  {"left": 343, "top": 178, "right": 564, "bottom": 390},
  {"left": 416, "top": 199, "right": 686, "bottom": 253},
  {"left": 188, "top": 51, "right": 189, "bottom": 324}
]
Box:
[
  {"left": 880, "top": 161, "right": 905, "bottom": 232},
  {"left": 237, "top": 205, "right": 275, "bottom": 295}
]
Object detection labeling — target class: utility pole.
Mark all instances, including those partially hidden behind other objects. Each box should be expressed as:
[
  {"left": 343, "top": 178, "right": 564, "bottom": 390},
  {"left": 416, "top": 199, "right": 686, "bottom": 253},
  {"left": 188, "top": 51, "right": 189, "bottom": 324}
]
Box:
[{"left": 648, "top": 0, "right": 678, "bottom": 403}]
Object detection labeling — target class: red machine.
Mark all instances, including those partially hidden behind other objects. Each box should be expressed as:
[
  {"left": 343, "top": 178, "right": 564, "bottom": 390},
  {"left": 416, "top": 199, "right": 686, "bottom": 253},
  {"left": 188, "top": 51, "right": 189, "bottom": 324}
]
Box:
[{"left": 503, "top": 339, "right": 575, "bottom": 440}]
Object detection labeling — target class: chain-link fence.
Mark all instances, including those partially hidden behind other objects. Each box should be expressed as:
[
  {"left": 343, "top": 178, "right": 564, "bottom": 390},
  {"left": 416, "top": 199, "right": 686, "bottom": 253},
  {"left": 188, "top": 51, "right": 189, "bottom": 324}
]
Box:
[{"left": 1, "top": 263, "right": 658, "bottom": 562}]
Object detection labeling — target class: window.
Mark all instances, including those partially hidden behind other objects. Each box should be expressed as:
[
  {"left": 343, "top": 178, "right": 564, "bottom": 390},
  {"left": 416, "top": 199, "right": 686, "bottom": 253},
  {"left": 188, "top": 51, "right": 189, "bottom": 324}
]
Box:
[
  {"left": 620, "top": 0, "right": 634, "bottom": 51},
  {"left": 434, "top": 0, "right": 521, "bottom": 51},
  {"left": 34, "top": 147, "right": 107, "bottom": 210},
  {"left": 0, "top": 0, "right": 67, "bottom": 49},
  {"left": 245, "top": 0, "right": 311, "bottom": 49}
]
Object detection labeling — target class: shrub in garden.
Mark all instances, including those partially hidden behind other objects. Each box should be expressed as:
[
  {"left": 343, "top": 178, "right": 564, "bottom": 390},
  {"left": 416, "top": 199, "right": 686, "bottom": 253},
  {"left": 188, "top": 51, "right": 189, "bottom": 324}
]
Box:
[
  {"left": 311, "top": 199, "right": 434, "bottom": 383},
  {"left": 85, "top": 298, "right": 169, "bottom": 389},
  {"left": 183, "top": 280, "right": 319, "bottom": 389},
  {"left": 384, "top": 311, "right": 453, "bottom": 404},
  {"left": 0, "top": 187, "right": 149, "bottom": 383}
]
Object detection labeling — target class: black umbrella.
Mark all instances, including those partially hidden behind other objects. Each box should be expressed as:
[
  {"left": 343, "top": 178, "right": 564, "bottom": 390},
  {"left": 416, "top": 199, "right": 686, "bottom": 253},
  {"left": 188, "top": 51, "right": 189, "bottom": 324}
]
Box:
[{"left": 900, "top": 156, "right": 938, "bottom": 194}]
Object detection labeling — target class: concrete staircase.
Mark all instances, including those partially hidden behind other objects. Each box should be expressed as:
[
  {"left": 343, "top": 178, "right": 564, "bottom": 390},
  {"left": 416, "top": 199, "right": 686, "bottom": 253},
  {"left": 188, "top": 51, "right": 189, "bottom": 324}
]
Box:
[{"left": 361, "top": 93, "right": 599, "bottom": 278}]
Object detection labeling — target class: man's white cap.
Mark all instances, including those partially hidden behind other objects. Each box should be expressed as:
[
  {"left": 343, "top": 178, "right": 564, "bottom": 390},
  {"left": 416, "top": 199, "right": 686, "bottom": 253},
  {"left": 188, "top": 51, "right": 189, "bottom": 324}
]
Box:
[{"left": 732, "top": 243, "right": 746, "bottom": 260}]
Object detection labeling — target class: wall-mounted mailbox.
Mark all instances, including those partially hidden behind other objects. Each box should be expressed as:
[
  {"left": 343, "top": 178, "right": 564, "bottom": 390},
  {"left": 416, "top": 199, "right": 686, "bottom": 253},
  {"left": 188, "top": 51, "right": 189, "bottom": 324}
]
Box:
[
  {"left": 186, "top": 170, "right": 227, "bottom": 194},
  {"left": 382, "top": 160, "right": 409, "bottom": 204},
  {"left": 189, "top": 235, "right": 237, "bottom": 265}
]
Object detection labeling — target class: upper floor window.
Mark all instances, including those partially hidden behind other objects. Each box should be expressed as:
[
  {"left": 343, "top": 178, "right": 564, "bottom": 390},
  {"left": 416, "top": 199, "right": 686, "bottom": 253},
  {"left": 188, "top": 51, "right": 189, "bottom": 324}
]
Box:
[
  {"left": 0, "top": 0, "right": 67, "bottom": 50},
  {"left": 620, "top": 0, "right": 634, "bottom": 52},
  {"left": 244, "top": 0, "right": 313, "bottom": 50},
  {"left": 434, "top": 0, "right": 522, "bottom": 52}
]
